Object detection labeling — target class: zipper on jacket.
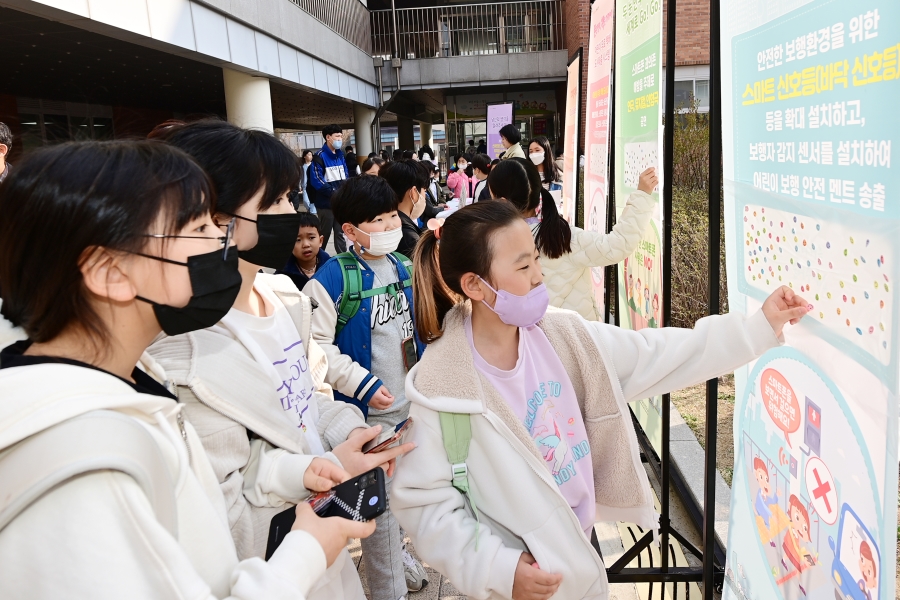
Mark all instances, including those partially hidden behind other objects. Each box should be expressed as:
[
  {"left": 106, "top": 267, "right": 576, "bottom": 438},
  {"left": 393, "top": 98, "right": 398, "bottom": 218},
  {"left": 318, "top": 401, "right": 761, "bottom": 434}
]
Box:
[{"left": 176, "top": 409, "right": 192, "bottom": 466}]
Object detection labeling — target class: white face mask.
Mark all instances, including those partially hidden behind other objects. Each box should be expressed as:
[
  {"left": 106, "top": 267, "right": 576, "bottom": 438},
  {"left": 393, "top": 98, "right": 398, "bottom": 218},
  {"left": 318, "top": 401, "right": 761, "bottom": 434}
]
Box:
[
  {"left": 458, "top": 162, "right": 468, "bottom": 171},
  {"left": 530, "top": 152, "right": 546, "bottom": 165},
  {"left": 354, "top": 225, "right": 402, "bottom": 256},
  {"left": 410, "top": 190, "right": 427, "bottom": 220}
]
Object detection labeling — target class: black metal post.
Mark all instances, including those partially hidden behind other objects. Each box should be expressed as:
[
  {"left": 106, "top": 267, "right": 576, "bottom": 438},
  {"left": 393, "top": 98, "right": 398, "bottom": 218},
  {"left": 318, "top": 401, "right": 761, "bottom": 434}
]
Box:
[
  {"left": 703, "top": 0, "right": 723, "bottom": 595},
  {"left": 661, "top": 0, "right": 677, "bottom": 574},
  {"left": 606, "top": 70, "right": 617, "bottom": 326}
]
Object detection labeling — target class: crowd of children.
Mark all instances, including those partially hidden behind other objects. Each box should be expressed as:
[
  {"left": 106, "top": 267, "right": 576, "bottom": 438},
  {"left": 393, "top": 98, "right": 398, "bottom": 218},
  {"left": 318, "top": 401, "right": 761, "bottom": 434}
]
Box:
[{"left": 0, "top": 120, "right": 809, "bottom": 600}]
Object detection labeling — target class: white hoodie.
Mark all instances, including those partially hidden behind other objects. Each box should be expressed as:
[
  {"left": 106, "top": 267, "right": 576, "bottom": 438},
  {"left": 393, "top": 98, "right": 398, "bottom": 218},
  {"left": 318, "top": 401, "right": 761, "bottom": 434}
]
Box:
[
  {"left": 0, "top": 362, "right": 327, "bottom": 599},
  {"left": 392, "top": 304, "right": 780, "bottom": 599}
]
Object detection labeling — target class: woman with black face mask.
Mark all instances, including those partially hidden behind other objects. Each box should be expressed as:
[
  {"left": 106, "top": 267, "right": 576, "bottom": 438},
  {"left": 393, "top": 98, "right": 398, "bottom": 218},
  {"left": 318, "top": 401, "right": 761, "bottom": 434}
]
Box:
[
  {"left": 145, "top": 121, "right": 410, "bottom": 600},
  {"left": 0, "top": 140, "right": 376, "bottom": 598}
]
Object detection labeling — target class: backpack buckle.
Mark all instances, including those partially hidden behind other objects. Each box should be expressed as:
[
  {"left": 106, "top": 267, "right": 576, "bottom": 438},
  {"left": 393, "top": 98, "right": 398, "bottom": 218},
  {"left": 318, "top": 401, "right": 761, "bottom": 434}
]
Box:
[{"left": 450, "top": 462, "right": 469, "bottom": 491}]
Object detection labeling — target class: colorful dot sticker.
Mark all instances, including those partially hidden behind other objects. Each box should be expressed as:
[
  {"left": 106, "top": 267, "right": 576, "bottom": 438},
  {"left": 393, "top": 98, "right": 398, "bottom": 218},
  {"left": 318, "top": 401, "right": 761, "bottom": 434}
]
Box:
[{"left": 741, "top": 204, "right": 892, "bottom": 364}]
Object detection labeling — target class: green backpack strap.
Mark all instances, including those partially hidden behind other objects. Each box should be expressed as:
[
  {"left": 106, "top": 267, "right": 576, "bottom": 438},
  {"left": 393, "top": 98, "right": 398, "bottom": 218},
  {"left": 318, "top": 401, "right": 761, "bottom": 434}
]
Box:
[
  {"left": 335, "top": 253, "right": 363, "bottom": 336},
  {"left": 438, "top": 412, "right": 481, "bottom": 550},
  {"left": 334, "top": 252, "right": 413, "bottom": 336}
]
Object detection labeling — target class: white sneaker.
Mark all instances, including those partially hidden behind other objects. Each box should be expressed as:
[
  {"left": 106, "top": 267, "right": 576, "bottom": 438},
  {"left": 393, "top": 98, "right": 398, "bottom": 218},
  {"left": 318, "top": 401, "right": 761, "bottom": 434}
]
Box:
[{"left": 401, "top": 544, "right": 428, "bottom": 592}]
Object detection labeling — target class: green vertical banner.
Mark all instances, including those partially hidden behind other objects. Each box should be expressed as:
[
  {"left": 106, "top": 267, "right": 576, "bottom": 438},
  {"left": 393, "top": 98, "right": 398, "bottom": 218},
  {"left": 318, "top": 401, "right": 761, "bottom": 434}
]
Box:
[
  {"left": 615, "top": 0, "right": 664, "bottom": 451},
  {"left": 721, "top": 1, "right": 899, "bottom": 599}
]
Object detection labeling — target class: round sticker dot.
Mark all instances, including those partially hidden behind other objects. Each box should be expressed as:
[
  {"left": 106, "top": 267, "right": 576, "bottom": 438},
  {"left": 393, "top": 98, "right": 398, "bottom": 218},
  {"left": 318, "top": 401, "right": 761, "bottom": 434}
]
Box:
[
  {"left": 836, "top": 307, "right": 841, "bottom": 315},
  {"left": 826, "top": 242, "right": 831, "bottom": 249},
  {"left": 842, "top": 295, "right": 847, "bottom": 302},
  {"left": 843, "top": 249, "right": 848, "bottom": 256},
  {"left": 869, "top": 326, "right": 875, "bottom": 334},
  {"left": 851, "top": 297, "right": 856, "bottom": 304},
  {"left": 792, "top": 216, "right": 797, "bottom": 222},
  {"left": 827, "top": 292, "right": 832, "bottom": 299},
  {"left": 369, "top": 496, "right": 379, "bottom": 506},
  {"left": 815, "top": 294, "right": 820, "bottom": 301},
  {"left": 853, "top": 275, "right": 858, "bottom": 282},
  {"left": 856, "top": 328, "right": 862, "bottom": 335},
  {"left": 816, "top": 224, "right": 821, "bottom": 231},
  {"left": 819, "top": 312, "right": 824, "bottom": 319},
  {"left": 880, "top": 300, "right": 885, "bottom": 308},
  {"left": 850, "top": 236, "right": 854, "bottom": 243},
  {"left": 854, "top": 259, "right": 859, "bottom": 266},
  {"left": 879, "top": 323, "right": 885, "bottom": 331},
  {"left": 839, "top": 281, "right": 844, "bottom": 288},
  {"left": 846, "top": 319, "right": 851, "bottom": 326},
  {"left": 864, "top": 291, "right": 869, "bottom": 299}
]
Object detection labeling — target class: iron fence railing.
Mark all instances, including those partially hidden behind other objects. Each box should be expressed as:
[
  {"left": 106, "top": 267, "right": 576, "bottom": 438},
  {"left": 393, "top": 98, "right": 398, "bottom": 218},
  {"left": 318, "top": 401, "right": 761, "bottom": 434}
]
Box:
[
  {"left": 371, "top": 0, "right": 565, "bottom": 60},
  {"left": 289, "top": 0, "right": 371, "bottom": 54}
]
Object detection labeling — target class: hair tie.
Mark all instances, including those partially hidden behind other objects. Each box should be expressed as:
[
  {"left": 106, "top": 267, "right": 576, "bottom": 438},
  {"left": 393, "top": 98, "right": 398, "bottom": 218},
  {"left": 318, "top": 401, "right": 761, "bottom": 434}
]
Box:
[{"left": 427, "top": 218, "right": 445, "bottom": 240}]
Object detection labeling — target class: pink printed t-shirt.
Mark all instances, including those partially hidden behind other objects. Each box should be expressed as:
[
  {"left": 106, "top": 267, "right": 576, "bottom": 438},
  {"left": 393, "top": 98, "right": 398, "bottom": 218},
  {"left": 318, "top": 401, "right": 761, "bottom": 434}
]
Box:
[{"left": 465, "top": 317, "right": 596, "bottom": 535}]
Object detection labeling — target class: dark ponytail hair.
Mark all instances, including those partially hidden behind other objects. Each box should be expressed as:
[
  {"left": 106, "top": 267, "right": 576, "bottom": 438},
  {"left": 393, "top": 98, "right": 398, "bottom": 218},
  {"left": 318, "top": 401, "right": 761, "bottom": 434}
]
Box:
[
  {"left": 490, "top": 158, "right": 572, "bottom": 259},
  {"left": 472, "top": 153, "right": 492, "bottom": 177},
  {"left": 413, "top": 201, "right": 523, "bottom": 343},
  {"left": 487, "top": 159, "right": 534, "bottom": 207}
]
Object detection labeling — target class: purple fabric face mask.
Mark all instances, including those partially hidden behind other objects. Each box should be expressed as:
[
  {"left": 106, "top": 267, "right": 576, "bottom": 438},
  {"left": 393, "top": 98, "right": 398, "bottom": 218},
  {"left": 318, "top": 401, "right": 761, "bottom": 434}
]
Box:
[{"left": 479, "top": 278, "right": 550, "bottom": 328}]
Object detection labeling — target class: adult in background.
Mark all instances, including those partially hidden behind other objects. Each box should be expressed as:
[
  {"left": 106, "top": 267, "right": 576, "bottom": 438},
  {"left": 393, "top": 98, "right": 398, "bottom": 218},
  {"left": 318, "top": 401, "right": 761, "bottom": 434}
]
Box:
[
  {"left": 554, "top": 145, "right": 565, "bottom": 172},
  {"left": 528, "top": 136, "right": 562, "bottom": 191},
  {"left": 0, "top": 122, "right": 12, "bottom": 183},
  {"left": 344, "top": 145, "right": 359, "bottom": 177},
  {"left": 498, "top": 123, "right": 525, "bottom": 160},
  {"left": 476, "top": 138, "right": 486, "bottom": 154},
  {"left": 489, "top": 157, "right": 658, "bottom": 320},
  {"left": 465, "top": 139, "right": 477, "bottom": 156},
  {"left": 308, "top": 124, "right": 349, "bottom": 252},
  {"left": 300, "top": 150, "right": 316, "bottom": 213},
  {"left": 380, "top": 159, "right": 428, "bottom": 260}
]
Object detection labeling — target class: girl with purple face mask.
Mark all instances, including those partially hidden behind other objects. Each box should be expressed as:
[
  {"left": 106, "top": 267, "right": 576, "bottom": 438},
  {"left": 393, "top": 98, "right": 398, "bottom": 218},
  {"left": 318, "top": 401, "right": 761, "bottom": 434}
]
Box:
[{"left": 390, "top": 201, "right": 810, "bottom": 600}]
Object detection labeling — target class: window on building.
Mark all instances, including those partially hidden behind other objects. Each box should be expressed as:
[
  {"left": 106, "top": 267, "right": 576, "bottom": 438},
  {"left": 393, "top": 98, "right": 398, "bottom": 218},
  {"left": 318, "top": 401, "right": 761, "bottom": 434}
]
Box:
[{"left": 671, "top": 79, "right": 710, "bottom": 112}]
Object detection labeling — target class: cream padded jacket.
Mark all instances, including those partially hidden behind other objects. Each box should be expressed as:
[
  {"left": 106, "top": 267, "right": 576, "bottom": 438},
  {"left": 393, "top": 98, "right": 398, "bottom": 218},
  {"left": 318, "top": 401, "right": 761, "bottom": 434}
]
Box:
[
  {"left": 535, "top": 190, "right": 654, "bottom": 320},
  {"left": 392, "top": 304, "right": 780, "bottom": 599},
  {"left": 0, "top": 363, "right": 328, "bottom": 599}
]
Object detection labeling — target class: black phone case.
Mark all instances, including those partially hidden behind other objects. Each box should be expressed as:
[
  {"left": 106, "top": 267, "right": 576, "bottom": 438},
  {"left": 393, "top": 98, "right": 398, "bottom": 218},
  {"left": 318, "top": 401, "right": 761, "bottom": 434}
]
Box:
[{"left": 264, "top": 468, "right": 387, "bottom": 560}]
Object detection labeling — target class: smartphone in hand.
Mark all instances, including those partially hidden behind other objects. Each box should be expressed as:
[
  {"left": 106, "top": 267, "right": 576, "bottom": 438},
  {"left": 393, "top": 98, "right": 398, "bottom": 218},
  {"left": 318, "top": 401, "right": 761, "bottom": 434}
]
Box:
[
  {"left": 265, "top": 468, "right": 387, "bottom": 560},
  {"left": 362, "top": 418, "right": 413, "bottom": 454}
]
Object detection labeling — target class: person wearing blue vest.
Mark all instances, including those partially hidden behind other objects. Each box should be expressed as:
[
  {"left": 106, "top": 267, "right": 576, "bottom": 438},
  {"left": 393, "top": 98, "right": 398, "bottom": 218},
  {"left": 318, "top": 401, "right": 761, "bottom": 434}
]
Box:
[
  {"left": 303, "top": 175, "right": 427, "bottom": 600},
  {"left": 307, "top": 124, "right": 349, "bottom": 253}
]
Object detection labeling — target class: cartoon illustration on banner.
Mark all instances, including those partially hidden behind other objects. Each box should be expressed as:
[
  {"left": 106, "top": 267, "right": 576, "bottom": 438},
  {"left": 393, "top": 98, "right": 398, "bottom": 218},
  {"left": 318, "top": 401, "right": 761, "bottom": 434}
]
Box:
[{"left": 721, "top": 1, "right": 899, "bottom": 599}]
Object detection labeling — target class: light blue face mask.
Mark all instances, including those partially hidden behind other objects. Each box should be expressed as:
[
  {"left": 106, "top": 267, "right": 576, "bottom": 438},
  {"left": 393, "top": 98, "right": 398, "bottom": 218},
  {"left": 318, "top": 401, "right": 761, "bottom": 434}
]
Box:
[{"left": 332, "top": 139, "right": 343, "bottom": 150}]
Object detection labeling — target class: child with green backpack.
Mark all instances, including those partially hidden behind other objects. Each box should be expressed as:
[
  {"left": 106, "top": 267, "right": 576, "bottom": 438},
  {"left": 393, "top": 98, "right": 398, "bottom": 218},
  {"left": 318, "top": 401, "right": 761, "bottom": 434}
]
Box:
[{"left": 303, "top": 175, "right": 428, "bottom": 600}]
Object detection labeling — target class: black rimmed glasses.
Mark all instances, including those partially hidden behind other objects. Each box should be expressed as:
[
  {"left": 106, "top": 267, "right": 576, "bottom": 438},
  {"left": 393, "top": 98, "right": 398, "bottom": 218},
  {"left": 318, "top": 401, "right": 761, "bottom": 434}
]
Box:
[{"left": 143, "top": 218, "right": 236, "bottom": 261}]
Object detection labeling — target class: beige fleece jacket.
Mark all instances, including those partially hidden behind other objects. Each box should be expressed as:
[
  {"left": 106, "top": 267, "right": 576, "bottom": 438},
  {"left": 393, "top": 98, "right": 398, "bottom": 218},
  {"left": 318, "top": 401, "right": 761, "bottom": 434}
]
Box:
[
  {"left": 392, "top": 303, "right": 780, "bottom": 599},
  {"left": 145, "top": 274, "right": 367, "bottom": 562},
  {"left": 535, "top": 190, "right": 654, "bottom": 320}
]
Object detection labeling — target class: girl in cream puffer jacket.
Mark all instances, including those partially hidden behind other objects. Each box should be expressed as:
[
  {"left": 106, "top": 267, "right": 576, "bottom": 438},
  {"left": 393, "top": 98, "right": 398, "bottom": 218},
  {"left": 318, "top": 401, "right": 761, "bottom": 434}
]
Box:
[
  {"left": 488, "top": 160, "right": 658, "bottom": 320},
  {"left": 391, "top": 200, "right": 805, "bottom": 600}
]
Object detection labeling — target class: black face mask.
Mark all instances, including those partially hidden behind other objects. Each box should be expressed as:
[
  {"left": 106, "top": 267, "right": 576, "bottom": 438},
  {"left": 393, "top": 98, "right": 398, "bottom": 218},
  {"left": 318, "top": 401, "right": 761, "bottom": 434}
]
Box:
[
  {"left": 231, "top": 212, "right": 303, "bottom": 269},
  {"left": 136, "top": 247, "right": 241, "bottom": 336}
]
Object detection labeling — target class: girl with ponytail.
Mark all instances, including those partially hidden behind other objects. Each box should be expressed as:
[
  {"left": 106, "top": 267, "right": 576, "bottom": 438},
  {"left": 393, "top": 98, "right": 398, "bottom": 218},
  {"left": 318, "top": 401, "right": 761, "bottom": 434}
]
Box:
[
  {"left": 488, "top": 157, "right": 660, "bottom": 321},
  {"left": 392, "top": 201, "right": 807, "bottom": 600}
]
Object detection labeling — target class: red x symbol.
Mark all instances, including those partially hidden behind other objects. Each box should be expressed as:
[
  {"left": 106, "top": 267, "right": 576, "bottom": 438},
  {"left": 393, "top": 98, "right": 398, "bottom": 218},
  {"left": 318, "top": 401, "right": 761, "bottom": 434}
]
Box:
[{"left": 812, "top": 468, "right": 832, "bottom": 513}]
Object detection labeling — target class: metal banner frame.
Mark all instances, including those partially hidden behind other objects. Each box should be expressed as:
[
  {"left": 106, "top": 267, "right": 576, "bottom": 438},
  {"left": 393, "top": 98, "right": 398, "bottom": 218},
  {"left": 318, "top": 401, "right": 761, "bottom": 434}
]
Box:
[{"left": 597, "top": 0, "right": 724, "bottom": 597}]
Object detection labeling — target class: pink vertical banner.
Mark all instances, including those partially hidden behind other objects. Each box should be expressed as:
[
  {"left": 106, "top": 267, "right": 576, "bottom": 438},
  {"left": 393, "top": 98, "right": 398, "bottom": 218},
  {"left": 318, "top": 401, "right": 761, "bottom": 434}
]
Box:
[
  {"left": 584, "top": 0, "right": 615, "bottom": 318},
  {"left": 486, "top": 102, "right": 514, "bottom": 160}
]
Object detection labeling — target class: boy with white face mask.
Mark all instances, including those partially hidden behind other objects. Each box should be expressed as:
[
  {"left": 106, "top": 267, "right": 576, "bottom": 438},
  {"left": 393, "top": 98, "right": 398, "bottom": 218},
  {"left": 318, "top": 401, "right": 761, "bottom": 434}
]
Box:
[{"left": 303, "top": 175, "right": 427, "bottom": 600}]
